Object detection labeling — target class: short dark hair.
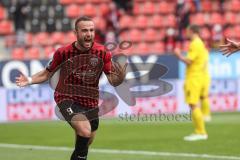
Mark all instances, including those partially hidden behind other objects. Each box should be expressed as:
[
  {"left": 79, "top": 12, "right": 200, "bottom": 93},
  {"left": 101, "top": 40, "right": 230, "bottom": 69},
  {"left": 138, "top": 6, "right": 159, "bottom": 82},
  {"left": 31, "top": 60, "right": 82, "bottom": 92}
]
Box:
[
  {"left": 189, "top": 25, "right": 200, "bottom": 34},
  {"left": 75, "top": 16, "right": 92, "bottom": 30}
]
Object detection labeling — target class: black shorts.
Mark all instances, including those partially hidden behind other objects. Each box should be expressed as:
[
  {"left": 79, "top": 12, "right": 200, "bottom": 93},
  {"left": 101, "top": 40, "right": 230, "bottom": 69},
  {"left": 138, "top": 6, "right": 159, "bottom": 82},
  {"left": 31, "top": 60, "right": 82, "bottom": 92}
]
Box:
[{"left": 58, "top": 100, "right": 99, "bottom": 132}]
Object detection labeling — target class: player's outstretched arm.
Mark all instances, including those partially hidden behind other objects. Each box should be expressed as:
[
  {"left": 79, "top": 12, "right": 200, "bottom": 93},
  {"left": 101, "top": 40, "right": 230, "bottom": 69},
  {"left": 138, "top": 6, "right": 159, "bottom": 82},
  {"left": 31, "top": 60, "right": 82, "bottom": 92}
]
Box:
[
  {"left": 173, "top": 48, "right": 192, "bottom": 65},
  {"left": 106, "top": 62, "right": 127, "bottom": 87},
  {"left": 15, "top": 69, "right": 51, "bottom": 87},
  {"left": 219, "top": 38, "right": 240, "bottom": 57}
]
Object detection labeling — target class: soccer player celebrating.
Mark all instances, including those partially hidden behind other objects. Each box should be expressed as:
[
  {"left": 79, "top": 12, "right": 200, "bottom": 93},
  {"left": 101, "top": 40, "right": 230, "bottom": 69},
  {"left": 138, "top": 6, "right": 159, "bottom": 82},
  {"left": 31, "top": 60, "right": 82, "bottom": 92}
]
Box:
[
  {"left": 15, "top": 16, "right": 127, "bottom": 160},
  {"left": 173, "top": 25, "right": 210, "bottom": 141},
  {"left": 219, "top": 38, "right": 240, "bottom": 57}
]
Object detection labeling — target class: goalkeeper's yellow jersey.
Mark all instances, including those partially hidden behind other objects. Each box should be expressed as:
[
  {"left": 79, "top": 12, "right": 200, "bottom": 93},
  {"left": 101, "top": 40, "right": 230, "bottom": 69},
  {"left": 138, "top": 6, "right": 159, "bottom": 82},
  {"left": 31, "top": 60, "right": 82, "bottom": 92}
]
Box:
[{"left": 186, "top": 36, "right": 209, "bottom": 79}]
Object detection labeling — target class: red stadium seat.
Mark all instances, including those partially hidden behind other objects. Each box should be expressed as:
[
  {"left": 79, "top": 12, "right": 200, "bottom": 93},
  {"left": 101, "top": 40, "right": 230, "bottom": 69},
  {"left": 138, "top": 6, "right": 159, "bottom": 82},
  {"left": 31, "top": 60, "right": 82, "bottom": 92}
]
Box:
[
  {"left": 119, "top": 15, "right": 133, "bottom": 29},
  {"left": 74, "top": 0, "right": 86, "bottom": 4},
  {"left": 59, "top": 0, "right": 74, "bottom": 5},
  {"left": 135, "top": 42, "right": 150, "bottom": 55},
  {"left": 190, "top": 13, "right": 205, "bottom": 26},
  {"left": 224, "top": 12, "right": 236, "bottom": 25},
  {"left": 119, "top": 31, "right": 129, "bottom": 41},
  {"left": 133, "top": 3, "right": 141, "bottom": 15},
  {"left": 210, "top": 12, "right": 223, "bottom": 25},
  {"left": 149, "top": 15, "right": 164, "bottom": 28},
  {"left": 92, "top": 16, "right": 106, "bottom": 31},
  {"left": 223, "top": 0, "right": 231, "bottom": 11},
  {"left": 234, "top": 25, "right": 240, "bottom": 39},
  {"left": 201, "top": 27, "right": 211, "bottom": 40},
  {"left": 129, "top": 29, "right": 142, "bottom": 42},
  {"left": 65, "top": 4, "right": 81, "bottom": 19},
  {"left": 44, "top": 46, "right": 55, "bottom": 58},
  {"left": 231, "top": 0, "right": 240, "bottom": 12},
  {"left": 51, "top": 32, "right": 65, "bottom": 45},
  {"left": 223, "top": 27, "right": 235, "bottom": 38},
  {"left": 158, "top": 29, "right": 166, "bottom": 40},
  {"left": 27, "top": 47, "right": 41, "bottom": 59},
  {"left": 151, "top": 42, "right": 165, "bottom": 54},
  {"left": 34, "top": 32, "right": 50, "bottom": 46},
  {"left": 0, "top": 20, "right": 13, "bottom": 35},
  {"left": 202, "top": 0, "right": 212, "bottom": 12},
  {"left": 165, "top": 14, "right": 176, "bottom": 27},
  {"left": 142, "top": 1, "right": 155, "bottom": 15},
  {"left": 83, "top": 4, "right": 96, "bottom": 17},
  {"left": 25, "top": 33, "right": 33, "bottom": 47},
  {"left": 144, "top": 28, "right": 157, "bottom": 42},
  {"left": 99, "top": 3, "right": 110, "bottom": 16},
  {"left": 0, "top": 6, "right": 6, "bottom": 20},
  {"left": 134, "top": 15, "right": 148, "bottom": 29},
  {"left": 212, "top": 1, "right": 221, "bottom": 12},
  {"left": 91, "top": 0, "right": 102, "bottom": 4},
  {"left": 5, "top": 35, "right": 16, "bottom": 48},
  {"left": 65, "top": 31, "right": 76, "bottom": 44},
  {"left": 134, "top": 0, "right": 146, "bottom": 2},
  {"left": 12, "top": 48, "right": 25, "bottom": 60},
  {"left": 236, "top": 13, "right": 240, "bottom": 24},
  {"left": 157, "top": 1, "right": 174, "bottom": 14}
]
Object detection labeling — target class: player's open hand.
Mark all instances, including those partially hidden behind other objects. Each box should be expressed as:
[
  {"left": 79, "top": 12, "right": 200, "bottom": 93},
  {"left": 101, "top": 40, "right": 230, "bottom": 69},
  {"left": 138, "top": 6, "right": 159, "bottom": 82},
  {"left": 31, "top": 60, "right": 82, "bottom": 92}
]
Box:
[
  {"left": 173, "top": 47, "right": 182, "bottom": 57},
  {"left": 15, "top": 74, "right": 29, "bottom": 87},
  {"left": 219, "top": 38, "right": 240, "bottom": 57}
]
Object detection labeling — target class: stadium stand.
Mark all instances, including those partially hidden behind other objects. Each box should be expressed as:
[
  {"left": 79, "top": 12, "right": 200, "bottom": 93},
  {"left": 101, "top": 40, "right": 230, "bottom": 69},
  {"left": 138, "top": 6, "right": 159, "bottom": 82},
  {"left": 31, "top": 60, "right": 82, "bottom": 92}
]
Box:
[{"left": 0, "top": 0, "right": 240, "bottom": 59}]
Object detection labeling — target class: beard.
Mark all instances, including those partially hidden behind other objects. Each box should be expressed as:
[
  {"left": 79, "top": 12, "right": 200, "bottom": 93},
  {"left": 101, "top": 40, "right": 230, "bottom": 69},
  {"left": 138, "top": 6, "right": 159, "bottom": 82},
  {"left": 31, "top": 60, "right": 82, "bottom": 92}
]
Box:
[{"left": 77, "top": 36, "right": 94, "bottom": 51}]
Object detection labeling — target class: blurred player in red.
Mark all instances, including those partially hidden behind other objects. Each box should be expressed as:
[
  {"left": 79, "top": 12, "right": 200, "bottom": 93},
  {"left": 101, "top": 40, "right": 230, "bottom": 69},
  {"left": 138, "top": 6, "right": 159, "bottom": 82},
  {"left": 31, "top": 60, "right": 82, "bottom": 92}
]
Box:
[
  {"left": 220, "top": 38, "right": 240, "bottom": 56},
  {"left": 16, "top": 16, "right": 127, "bottom": 160}
]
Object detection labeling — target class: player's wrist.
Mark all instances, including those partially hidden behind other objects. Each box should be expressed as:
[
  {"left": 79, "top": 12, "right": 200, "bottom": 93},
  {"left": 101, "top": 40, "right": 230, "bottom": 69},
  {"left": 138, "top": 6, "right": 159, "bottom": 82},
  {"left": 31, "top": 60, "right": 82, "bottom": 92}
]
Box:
[{"left": 27, "top": 77, "right": 33, "bottom": 85}]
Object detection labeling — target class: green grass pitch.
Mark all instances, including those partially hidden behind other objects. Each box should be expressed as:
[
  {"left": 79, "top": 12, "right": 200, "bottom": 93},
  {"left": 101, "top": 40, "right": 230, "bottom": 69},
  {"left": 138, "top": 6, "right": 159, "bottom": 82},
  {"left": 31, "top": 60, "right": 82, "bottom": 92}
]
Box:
[{"left": 0, "top": 112, "right": 240, "bottom": 160}]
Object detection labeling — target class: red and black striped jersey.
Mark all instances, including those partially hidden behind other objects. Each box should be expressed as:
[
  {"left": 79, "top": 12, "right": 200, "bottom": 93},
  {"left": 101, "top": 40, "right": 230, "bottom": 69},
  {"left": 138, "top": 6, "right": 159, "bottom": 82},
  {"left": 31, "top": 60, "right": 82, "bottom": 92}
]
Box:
[{"left": 46, "top": 41, "right": 112, "bottom": 108}]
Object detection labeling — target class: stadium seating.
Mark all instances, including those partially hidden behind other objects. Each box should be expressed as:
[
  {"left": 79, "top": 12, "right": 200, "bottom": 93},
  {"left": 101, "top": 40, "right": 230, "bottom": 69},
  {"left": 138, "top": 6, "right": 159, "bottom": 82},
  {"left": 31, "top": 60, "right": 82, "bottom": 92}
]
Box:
[
  {"left": 83, "top": 3, "right": 97, "bottom": 17},
  {"left": 129, "top": 29, "right": 142, "bottom": 42},
  {"left": 43, "top": 46, "right": 55, "bottom": 58},
  {"left": 11, "top": 47, "right": 25, "bottom": 60},
  {"left": 151, "top": 41, "right": 164, "bottom": 54},
  {"left": 135, "top": 42, "right": 150, "bottom": 55},
  {"left": 27, "top": 47, "right": 41, "bottom": 59},
  {"left": 201, "top": 0, "right": 212, "bottom": 12},
  {"left": 0, "top": 5, "right": 6, "bottom": 20},
  {"left": 1, "top": 0, "right": 240, "bottom": 58},
  {"left": 149, "top": 15, "right": 163, "bottom": 28},
  {"left": 157, "top": 1, "right": 174, "bottom": 14},
  {"left": 224, "top": 12, "right": 236, "bottom": 25},
  {"left": 59, "top": 0, "right": 74, "bottom": 5},
  {"left": 65, "top": 4, "right": 81, "bottom": 18},
  {"left": 34, "top": 32, "right": 50, "bottom": 46},
  {"left": 210, "top": 12, "right": 223, "bottom": 25},
  {"left": 51, "top": 32, "right": 65, "bottom": 45},
  {"left": 134, "top": 15, "right": 148, "bottom": 29},
  {"left": 119, "top": 15, "right": 132, "bottom": 29},
  {"left": 144, "top": 28, "right": 158, "bottom": 42},
  {"left": 0, "top": 20, "right": 13, "bottom": 35},
  {"left": 142, "top": 1, "right": 155, "bottom": 15}
]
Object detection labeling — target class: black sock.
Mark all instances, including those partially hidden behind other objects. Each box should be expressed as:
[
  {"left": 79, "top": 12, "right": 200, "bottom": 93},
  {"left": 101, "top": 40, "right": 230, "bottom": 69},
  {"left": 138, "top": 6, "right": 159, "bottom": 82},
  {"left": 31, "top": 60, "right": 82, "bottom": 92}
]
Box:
[{"left": 70, "top": 135, "right": 90, "bottom": 160}]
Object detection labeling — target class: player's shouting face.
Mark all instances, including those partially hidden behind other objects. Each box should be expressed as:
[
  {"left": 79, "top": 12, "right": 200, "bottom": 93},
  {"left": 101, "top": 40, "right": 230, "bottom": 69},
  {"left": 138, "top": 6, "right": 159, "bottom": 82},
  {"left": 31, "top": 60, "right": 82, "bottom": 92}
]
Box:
[{"left": 75, "top": 20, "right": 95, "bottom": 50}]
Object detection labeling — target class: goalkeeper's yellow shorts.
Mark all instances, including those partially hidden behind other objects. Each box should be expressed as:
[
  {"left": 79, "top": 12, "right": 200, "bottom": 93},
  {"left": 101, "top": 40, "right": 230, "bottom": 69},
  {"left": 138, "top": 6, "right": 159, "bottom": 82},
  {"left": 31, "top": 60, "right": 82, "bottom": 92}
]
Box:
[{"left": 184, "top": 77, "right": 210, "bottom": 105}]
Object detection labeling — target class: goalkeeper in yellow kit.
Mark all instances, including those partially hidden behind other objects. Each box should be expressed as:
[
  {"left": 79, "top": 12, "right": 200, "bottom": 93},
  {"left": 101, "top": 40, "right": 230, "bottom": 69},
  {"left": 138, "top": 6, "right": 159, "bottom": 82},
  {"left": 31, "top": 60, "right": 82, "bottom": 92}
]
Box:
[{"left": 174, "top": 25, "right": 211, "bottom": 141}]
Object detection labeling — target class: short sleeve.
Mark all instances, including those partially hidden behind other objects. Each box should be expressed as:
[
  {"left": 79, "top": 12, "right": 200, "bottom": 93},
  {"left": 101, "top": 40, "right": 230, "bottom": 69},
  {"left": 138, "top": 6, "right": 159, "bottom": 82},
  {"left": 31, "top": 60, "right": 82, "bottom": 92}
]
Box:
[
  {"left": 46, "top": 49, "right": 63, "bottom": 72},
  {"left": 103, "top": 51, "right": 112, "bottom": 74},
  {"left": 187, "top": 41, "right": 198, "bottom": 61}
]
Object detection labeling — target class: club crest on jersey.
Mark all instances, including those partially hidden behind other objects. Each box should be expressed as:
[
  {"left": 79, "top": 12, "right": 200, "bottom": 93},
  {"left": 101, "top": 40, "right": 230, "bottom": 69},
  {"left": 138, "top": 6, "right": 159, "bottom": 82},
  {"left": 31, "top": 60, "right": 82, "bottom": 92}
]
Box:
[{"left": 89, "top": 57, "right": 98, "bottom": 66}]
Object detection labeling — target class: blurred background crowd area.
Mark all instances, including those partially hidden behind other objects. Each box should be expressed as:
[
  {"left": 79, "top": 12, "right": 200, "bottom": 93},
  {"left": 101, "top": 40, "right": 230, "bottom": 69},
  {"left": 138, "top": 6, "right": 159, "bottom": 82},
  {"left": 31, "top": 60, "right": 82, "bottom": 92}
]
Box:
[{"left": 0, "top": 0, "right": 239, "bottom": 60}]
